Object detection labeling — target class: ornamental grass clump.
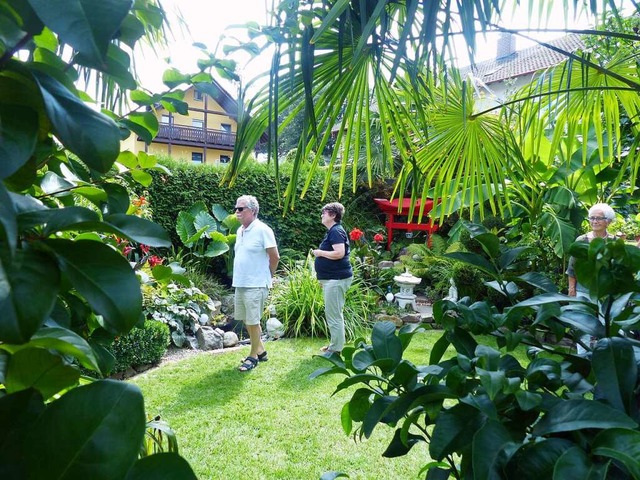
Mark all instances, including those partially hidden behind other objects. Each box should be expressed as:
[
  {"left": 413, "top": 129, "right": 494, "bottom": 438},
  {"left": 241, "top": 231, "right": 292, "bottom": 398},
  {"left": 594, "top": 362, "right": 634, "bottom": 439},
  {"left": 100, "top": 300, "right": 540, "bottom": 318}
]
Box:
[{"left": 270, "top": 256, "right": 377, "bottom": 339}]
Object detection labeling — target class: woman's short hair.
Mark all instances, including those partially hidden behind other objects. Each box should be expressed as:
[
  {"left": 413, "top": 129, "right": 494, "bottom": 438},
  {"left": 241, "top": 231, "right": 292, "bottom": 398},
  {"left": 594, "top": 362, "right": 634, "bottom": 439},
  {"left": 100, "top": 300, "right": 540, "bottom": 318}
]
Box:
[
  {"left": 322, "top": 202, "right": 345, "bottom": 222},
  {"left": 589, "top": 203, "right": 615, "bottom": 221},
  {"left": 237, "top": 195, "right": 259, "bottom": 215}
]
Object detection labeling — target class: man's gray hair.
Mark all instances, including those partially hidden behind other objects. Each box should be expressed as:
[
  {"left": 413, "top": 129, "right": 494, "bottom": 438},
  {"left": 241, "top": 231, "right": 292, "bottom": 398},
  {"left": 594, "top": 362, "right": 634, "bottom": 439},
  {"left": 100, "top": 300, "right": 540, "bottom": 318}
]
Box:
[
  {"left": 589, "top": 203, "right": 615, "bottom": 221},
  {"left": 237, "top": 195, "right": 259, "bottom": 215}
]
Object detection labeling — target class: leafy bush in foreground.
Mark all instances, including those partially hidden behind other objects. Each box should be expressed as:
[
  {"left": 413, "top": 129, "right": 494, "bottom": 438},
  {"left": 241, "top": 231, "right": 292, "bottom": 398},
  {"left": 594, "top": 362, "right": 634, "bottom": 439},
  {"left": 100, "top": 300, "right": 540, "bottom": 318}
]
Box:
[
  {"left": 314, "top": 231, "right": 640, "bottom": 479},
  {"left": 0, "top": 2, "right": 197, "bottom": 477}
]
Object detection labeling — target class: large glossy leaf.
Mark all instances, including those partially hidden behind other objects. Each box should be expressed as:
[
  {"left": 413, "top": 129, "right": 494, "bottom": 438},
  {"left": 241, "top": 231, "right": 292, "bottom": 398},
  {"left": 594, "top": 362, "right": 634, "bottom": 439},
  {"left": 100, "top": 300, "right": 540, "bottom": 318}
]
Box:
[
  {"left": 497, "top": 246, "right": 534, "bottom": 271},
  {"left": 350, "top": 349, "right": 376, "bottom": 372},
  {"left": 505, "top": 438, "right": 575, "bottom": 480},
  {"left": 517, "top": 272, "right": 559, "bottom": 294},
  {"left": 444, "top": 251, "right": 497, "bottom": 276},
  {"left": 532, "top": 399, "right": 638, "bottom": 436},
  {"left": 104, "top": 214, "right": 171, "bottom": 247},
  {"left": 204, "top": 241, "right": 229, "bottom": 257},
  {"left": 371, "top": 321, "right": 402, "bottom": 367},
  {"left": 28, "top": 206, "right": 100, "bottom": 235},
  {"left": 42, "top": 239, "right": 142, "bottom": 334},
  {"left": 0, "top": 249, "right": 60, "bottom": 344},
  {"left": 592, "top": 338, "right": 637, "bottom": 416},
  {"left": 476, "top": 368, "right": 506, "bottom": 401},
  {"left": 472, "top": 420, "right": 514, "bottom": 480},
  {"left": 40, "top": 171, "right": 76, "bottom": 195},
  {"left": 75, "top": 43, "right": 137, "bottom": 90},
  {"left": 0, "top": 182, "right": 17, "bottom": 256},
  {"left": 362, "top": 395, "right": 396, "bottom": 438},
  {"left": 23, "top": 380, "right": 145, "bottom": 479},
  {"left": 28, "top": 0, "right": 131, "bottom": 63},
  {"left": 0, "top": 103, "right": 38, "bottom": 179},
  {"left": 5, "top": 347, "right": 79, "bottom": 399},
  {"left": 2, "top": 326, "right": 99, "bottom": 371},
  {"left": 31, "top": 70, "right": 120, "bottom": 173},
  {"left": 124, "top": 453, "right": 197, "bottom": 480},
  {"left": 103, "top": 183, "right": 130, "bottom": 215},
  {"left": 194, "top": 210, "right": 217, "bottom": 235},
  {"left": 176, "top": 211, "right": 196, "bottom": 244},
  {"left": 554, "top": 446, "right": 609, "bottom": 480},
  {"left": 592, "top": 428, "right": 640, "bottom": 479},
  {"left": 381, "top": 428, "right": 424, "bottom": 458},
  {"left": 430, "top": 403, "right": 484, "bottom": 460},
  {"left": 539, "top": 212, "right": 577, "bottom": 259},
  {"left": 0, "top": 388, "right": 45, "bottom": 478},
  {"left": 119, "top": 111, "right": 159, "bottom": 144}
]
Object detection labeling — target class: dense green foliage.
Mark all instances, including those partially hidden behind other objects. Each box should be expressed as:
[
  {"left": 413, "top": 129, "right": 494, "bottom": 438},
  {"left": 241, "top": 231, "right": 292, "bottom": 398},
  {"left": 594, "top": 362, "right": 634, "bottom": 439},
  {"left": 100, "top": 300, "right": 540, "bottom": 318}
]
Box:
[
  {"left": 0, "top": 1, "right": 203, "bottom": 477},
  {"left": 110, "top": 321, "right": 170, "bottom": 374},
  {"left": 147, "top": 158, "right": 360, "bottom": 255},
  {"left": 314, "top": 228, "right": 640, "bottom": 479}
]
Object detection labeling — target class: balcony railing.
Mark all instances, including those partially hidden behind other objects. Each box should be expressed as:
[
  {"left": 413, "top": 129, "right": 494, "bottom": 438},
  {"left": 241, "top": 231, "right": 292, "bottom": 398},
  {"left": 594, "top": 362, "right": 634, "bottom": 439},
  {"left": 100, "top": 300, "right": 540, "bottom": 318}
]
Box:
[{"left": 154, "top": 124, "right": 236, "bottom": 148}]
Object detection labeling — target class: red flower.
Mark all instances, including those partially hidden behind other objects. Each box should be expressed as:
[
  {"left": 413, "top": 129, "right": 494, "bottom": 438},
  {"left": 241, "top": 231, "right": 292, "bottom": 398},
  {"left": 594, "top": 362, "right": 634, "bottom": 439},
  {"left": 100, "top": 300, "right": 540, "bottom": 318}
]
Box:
[
  {"left": 140, "top": 244, "right": 150, "bottom": 254},
  {"left": 122, "top": 246, "right": 133, "bottom": 256},
  {"left": 349, "top": 228, "right": 364, "bottom": 241},
  {"left": 373, "top": 233, "right": 384, "bottom": 243},
  {"left": 147, "top": 255, "right": 164, "bottom": 268}
]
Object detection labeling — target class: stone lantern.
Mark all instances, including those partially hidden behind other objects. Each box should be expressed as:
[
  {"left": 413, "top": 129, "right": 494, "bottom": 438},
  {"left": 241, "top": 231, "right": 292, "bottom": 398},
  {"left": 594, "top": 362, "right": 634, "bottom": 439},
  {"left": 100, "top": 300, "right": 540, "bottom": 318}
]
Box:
[{"left": 393, "top": 269, "right": 421, "bottom": 310}]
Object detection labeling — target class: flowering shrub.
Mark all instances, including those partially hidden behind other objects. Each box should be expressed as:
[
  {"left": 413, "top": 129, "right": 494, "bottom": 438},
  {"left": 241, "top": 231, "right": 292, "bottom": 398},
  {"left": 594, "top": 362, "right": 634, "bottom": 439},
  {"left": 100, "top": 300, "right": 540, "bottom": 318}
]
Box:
[
  {"left": 349, "top": 228, "right": 364, "bottom": 241},
  {"left": 348, "top": 228, "right": 385, "bottom": 261},
  {"left": 147, "top": 255, "right": 164, "bottom": 268}
]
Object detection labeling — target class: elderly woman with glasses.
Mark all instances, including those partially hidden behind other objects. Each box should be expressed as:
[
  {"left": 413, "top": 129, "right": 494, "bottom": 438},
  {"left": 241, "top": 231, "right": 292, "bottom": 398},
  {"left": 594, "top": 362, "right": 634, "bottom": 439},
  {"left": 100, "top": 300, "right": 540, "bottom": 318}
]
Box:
[
  {"left": 312, "top": 202, "right": 353, "bottom": 354},
  {"left": 566, "top": 203, "right": 616, "bottom": 353},
  {"left": 566, "top": 203, "right": 617, "bottom": 298}
]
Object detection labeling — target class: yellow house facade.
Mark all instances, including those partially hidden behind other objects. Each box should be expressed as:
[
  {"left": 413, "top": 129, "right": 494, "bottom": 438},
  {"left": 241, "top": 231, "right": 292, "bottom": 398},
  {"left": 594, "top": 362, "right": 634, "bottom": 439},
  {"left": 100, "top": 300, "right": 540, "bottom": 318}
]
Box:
[{"left": 122, "top": 81, "right": 238, "bottom": 166}]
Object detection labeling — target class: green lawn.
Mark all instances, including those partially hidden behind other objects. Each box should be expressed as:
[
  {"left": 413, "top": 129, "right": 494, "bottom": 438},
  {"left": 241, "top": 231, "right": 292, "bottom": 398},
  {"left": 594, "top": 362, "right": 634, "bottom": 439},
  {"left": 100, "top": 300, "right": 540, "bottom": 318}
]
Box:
[{"left": 131, "top": 330, "right": 523, "bottom": 479}]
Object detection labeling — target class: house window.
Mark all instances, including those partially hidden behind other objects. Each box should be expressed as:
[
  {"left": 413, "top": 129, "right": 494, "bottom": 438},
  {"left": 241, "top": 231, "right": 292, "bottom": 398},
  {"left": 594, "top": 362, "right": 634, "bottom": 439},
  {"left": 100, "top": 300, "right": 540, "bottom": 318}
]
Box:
[
  {"left": 220, "top": 155, "right": 230, "bottom": 164},
  {"left": 193, "top": 90, "right": 204, "bottom": 101},
  {"left": 192, "top": 119, "right": 204, "bottom": 129},
  {"left": 220, "top": 123, "right": 232, "bottom": 133},
  {"left": 192, "top": 152, "right": 203, "bottom": 164},
  {"left": 161, "top": 114, "right": 172, "bottom": 124}
]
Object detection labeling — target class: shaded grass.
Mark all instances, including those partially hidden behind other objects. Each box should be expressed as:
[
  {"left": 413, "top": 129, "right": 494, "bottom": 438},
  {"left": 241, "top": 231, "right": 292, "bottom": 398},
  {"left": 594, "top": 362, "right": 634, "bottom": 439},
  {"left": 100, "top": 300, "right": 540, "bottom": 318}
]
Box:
[{"left": 131, "top": 330, "right": 526, "bottom": 479}]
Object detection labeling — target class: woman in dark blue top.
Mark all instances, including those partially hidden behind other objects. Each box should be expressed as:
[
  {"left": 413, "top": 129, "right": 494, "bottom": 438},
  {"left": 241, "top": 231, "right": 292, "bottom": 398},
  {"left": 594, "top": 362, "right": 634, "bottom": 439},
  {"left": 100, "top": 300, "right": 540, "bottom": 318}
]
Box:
[{"left": 312, "top": 202, "right": 353, "bottom": 353}]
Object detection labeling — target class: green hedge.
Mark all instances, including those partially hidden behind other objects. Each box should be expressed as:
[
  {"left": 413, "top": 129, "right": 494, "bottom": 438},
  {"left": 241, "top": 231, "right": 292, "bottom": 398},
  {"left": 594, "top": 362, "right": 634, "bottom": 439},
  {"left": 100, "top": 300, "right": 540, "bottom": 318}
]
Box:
[
  {"left": 146, "top": 158, "right": 364, "bottom": 254},
  {"left": 109, "top": 321, "right": 170, "bottom": 373}
]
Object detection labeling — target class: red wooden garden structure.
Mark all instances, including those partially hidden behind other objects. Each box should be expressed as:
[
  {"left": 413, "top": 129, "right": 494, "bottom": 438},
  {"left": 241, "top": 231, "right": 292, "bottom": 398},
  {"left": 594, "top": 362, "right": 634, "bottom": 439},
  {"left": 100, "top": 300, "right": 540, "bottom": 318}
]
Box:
[{"left": 373, "top": 198, "right": 439, "bottom": 250}]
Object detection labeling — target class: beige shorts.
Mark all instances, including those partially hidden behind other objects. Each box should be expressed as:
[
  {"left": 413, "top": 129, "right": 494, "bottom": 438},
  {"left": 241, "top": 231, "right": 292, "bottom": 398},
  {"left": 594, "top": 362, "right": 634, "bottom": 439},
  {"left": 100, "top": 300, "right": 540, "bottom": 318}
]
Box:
[{"left": 234, "top": 287, "right": 268, "bottom": 326}]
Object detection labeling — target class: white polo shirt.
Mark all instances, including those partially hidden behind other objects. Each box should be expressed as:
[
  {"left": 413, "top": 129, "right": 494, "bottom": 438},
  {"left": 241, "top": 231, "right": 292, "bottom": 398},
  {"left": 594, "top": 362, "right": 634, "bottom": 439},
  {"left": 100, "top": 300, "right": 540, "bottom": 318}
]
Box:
[{"left": 232, "top": 218, "right": 277, "bottom": 288}]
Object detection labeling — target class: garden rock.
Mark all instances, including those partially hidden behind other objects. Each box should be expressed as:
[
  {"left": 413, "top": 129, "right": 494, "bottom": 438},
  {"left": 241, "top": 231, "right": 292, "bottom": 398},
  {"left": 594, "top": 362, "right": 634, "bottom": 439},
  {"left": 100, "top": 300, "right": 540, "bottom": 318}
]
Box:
[
  {"left": 266, "top": 317, "right": 285, "bottom": 339},
  {"left": 198, "top": 313, "right": 210, "bottom": 326},
  {"left": 187, "top": 336, "right": 199, "bottom": 349},
  {"left": 373, "top": 313, "right": 403, "bottom": 328},
  {"left": 378, "top": 260, "right": 394, "bottom": 269},
  {"left": 401, "top": 312, "right": 422, "bottom": 324},
  {"left": 220, "top": 294, "right": 235, "bottom": 314},
  {"left": 195, "top": 325, "right": 224, "bottom": 350},
  {"left": 223, "top": 331, "right": 239, "bottom": 347}
]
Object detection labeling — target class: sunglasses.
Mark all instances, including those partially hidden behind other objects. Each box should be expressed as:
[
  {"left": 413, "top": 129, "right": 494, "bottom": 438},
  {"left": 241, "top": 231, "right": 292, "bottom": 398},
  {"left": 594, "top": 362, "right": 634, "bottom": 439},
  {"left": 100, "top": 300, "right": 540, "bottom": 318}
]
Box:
[{"left": 234, "top": 207, "right": 246, "bottom": 212}]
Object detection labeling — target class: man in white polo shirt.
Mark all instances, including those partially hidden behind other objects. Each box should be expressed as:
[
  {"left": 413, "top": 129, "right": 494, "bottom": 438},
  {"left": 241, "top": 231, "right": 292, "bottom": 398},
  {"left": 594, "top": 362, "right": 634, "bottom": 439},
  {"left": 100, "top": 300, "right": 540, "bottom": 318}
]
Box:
[{"left": 233, "top": 195, "right": 280, "bottom": 371}]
